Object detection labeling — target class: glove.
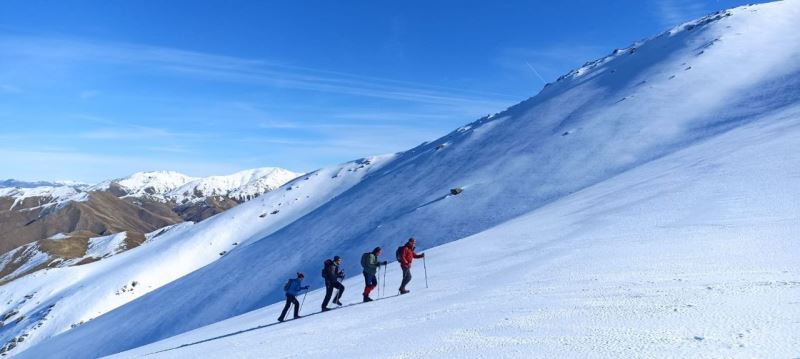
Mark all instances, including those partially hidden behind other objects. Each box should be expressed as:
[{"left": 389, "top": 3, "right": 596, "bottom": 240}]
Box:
[
  {"left": 381, "top": 261, "right": 388, "bottom": 266},
  {"left": 302, "top": 286, "right": 310, "bottom": 290},
  {"left": 421, "top": 253, "right": 426, "bottom": 258}
]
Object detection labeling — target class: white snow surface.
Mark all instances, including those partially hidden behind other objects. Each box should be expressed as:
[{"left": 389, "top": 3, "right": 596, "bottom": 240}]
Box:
[
  {"left": 88, "top": 171, "right": 198, "bottom": 198},
  {"left": 0, "top": 157, "right": 389, "bottom": 355},
  {"left": 1, "top": 167, "right": 299, "bottom": 211},
  {"left": 166, "top": 167, "right": 301, "bottom": 203},
  {"left": 115, "top": 105, "right": 800, "bottom": 358},
  {"left": 14, "top": 1, "right": 800, "bottom": 357},
  {"left": 0, "top": 186, "right": 87, "bottom": 211},
  {"left": 84, "top": 232, "right": 129, "bottom": 259}
]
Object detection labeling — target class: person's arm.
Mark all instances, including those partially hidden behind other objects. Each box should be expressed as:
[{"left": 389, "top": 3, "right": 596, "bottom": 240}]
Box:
[{"left": 414, "top": 251, "right": 424, "bottom": 259}]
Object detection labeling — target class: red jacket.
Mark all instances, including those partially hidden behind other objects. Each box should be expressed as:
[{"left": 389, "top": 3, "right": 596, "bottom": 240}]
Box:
[{"left": 400, "top": 244, "right": 423, "bottom": 268}]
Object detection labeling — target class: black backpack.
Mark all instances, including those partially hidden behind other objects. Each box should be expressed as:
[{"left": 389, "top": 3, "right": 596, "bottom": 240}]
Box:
[
  {"left": 283, "top": 279, "right": 291, "bottom": 292},
  {"left": 395, "top": 246, "right": 404, "bottom": 262},
  {"left": 321, "top": 259, "right": 332, "bottom": 278},
  {"left": 360, "top": 253, "right": 370, "bottom": 269}
]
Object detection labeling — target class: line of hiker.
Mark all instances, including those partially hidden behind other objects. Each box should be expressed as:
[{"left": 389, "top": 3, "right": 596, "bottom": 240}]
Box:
[{"left": 277, "top": 237, "right": 426, "bottom": 322}]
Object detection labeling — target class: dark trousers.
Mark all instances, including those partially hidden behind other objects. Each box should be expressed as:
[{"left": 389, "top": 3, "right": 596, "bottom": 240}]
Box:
[
  {"left": 363, "top": 272, "right": 377, "bottom": 296},
  {"left": 278, "top": 294, "right": 299, "bottom": 321},
  {"left": 400, "top": 266, "right": 412, "bottom": 290},
  {"left": 322, "top": 280, "right": 344, "bottom": 308}
]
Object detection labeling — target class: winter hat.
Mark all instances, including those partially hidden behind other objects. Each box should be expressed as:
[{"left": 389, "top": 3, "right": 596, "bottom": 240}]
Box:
[
  {"left": 297, "top": 272, "right": 305, "bottom": 278},
  {"left": 333, "top": 256, "right": 341, "bottom": 261},
  {"left": 372, "top": 246, "right": 382, "bottom": 254}
]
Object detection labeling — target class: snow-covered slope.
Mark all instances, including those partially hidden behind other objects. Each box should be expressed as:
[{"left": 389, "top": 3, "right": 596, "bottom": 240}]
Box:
[
  {"left": 116, "top": 102, "right": 800, "bottom": 358},
  {"left": 0, "top": 158, "right": 384, "bottom": 356},
  {"left": 17, "top": 2, "right": 800, "bottom": 357}
]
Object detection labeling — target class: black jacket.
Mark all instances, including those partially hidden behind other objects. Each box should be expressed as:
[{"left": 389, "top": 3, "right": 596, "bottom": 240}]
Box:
[{"left": 322, "top": 259, "right": 344, "bottom": 282}]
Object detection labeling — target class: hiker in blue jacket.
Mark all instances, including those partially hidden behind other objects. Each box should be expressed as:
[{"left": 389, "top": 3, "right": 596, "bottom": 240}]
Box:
[{"left": 278, "top": 272, "right": 309, "bottom": 322}]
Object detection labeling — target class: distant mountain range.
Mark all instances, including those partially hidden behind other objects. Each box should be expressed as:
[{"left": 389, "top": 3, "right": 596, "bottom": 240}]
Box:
[{"left": 0, "top": 168, "right": 300, "bottom": 283}]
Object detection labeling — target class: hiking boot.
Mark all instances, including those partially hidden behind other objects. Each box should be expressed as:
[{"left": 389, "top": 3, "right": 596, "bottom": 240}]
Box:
[
  {"left": 278, "top": 318, "right": 285, "bottom": 322},
  {"left": 294, "top": 315, "right": 302, "bottom": 320},
  {"left": 363, "top": 295, "right": 373, "bottom": 302},
  {"left": 399, "top": 289, "right": 410, "bottom": 295},
  {"left": 334, "top": 300, "right": 343, "bottom": 306},
  {"left": 321, "top": 307, "right": 331, "bottom": 312}
]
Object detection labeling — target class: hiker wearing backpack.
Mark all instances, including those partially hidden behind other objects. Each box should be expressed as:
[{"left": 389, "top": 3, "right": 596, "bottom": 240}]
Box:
[
  {"left": 397, "top": 237, "right": 425, "bottom": 294},
  {"left": 360, "top": 247, "right": 388, "bottom": 302},
  {"left": 278, "top": 272, "right": 309, "bottom": 322},
  {"left": 321, "top": 256, "right": 345, "bottom": 311}
]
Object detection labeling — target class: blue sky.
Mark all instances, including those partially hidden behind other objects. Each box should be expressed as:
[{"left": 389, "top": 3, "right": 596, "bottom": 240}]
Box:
[{"left": 0, "top": 0, "right": 760, "bottom": 183}]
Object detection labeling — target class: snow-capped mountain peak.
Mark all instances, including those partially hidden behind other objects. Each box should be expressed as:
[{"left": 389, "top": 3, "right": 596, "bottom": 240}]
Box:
[
  {"left": 89, "top": 171, "right": 199, "bottom": 198},
  {"left": 168, "top": 167, "right": 301, "bottom": 203}
]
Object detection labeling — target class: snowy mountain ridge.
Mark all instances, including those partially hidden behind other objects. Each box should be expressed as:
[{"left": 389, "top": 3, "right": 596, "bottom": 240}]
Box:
[
  {"left": 0, "top": 186, "right": 88, "bottom": 211},
  {"left": 3, "top": 167, "right": 301, "bottom": 206},
  {"left": 166, "top": 167, "right": 300, "bottom": 203},
  {"left": 89, "top": 171, "right": 198, "bottom": 198}
]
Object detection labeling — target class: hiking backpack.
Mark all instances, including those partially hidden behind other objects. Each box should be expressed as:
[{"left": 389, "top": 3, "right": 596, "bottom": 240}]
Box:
[
  {"left": 360, "top": 253, "right": 370, "bottom": 269},
  {"left": 395, "top": 246, "right": 404, "bottom": 262},
  {"left": 321, "top": 260, "right": 328, "bottom": 278}
]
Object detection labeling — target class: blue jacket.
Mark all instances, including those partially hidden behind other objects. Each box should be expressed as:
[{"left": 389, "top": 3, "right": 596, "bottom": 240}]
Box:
[{"left": 284, "top": 278, "right": 306, "bottom": 296}]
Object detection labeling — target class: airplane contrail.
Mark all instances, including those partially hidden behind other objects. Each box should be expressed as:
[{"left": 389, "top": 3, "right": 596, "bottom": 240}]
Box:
[{"left": 525, "top": 61, "right": 547, "bottom": 85}]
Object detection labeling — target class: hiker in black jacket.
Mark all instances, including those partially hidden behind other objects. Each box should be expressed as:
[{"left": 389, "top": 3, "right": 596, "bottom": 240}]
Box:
[{"left": 321, "top": 256, "right": 345, "bottom": 311}]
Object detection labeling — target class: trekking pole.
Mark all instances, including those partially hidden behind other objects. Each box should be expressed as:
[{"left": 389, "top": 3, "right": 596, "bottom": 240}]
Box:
[
  {"left": 423, "top": 257, "right": 429, "bottom": 289},
  {"left": 299, "top": 288, "right": 309, "bottom": 314},
  {"left": 377, "top": 266, "right": 382, "bottom": 299},
  {"left": 382, "top": 264, "right": 387, "bottom": 297}
]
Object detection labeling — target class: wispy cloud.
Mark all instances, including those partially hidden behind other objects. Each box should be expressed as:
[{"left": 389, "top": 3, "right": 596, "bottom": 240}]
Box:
[
  {"left": 78, "top": 126, "right": 202, "bottom": 140},
  {"left": 79, "top": 90, "right": 100, "bottom": 99},
  {"left": 0, "top": 84, "right": 22, "bottom": 94},
  {"left": 0, "top": 34, "right": 516, "bottom": 109},
  {"left": 0, "top": 148, "right": 244, "bottom": 183},
  {"left": 654, "top": 0, "right": 709, "bottom": 28}
]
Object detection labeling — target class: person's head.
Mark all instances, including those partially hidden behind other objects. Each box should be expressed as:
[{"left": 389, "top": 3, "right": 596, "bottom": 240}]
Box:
[
  {"left": 297, "top": 272, "right": 305, "bottom": 280},
  {"left": 333, "top": 256, "right": 342, "bottom": 265},
  {"left": 372, "top": 247, "right": 382, "bottom": 256},
  {"left": 407, "top": 237, "right": 416, "bottom": 246}
]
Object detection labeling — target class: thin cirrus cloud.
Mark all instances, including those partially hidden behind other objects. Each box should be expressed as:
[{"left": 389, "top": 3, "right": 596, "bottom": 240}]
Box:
[
  {"left": 654, "top": 0, "right": 710, "bottom": 28},
  {"left": 0, "top": 33, "right": 522, "bottom": 181},
  {"left": 0, "top": 34, "right": 517, "bottom": 109}
]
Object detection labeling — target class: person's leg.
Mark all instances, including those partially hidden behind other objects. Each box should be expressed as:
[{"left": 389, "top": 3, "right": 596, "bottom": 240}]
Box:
[
  {"left": 291, "top": 295, "right": 300, "bottom": 318},
  {"left": 333, "top": 281, "right": 345, "bottom": 304},
  {"left": 362, "top": 272, "right": 371, "bottom": 295},
  {"left": 322, "top": 282, "right": 333, "bottom": 309},
  {"left": 278, "top": 295, "right": 293, "bottom": 321},
  {"left": 400, "top": 267, "right": 412, "bottom": 292},
  {"left": 363, "top": 273, "right": 377, "bottom": 300}
]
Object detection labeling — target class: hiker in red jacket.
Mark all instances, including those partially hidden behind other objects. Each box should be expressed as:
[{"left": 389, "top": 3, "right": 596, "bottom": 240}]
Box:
[{"left": 398, "top": 237, "right": 424, "bottom": 294}]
